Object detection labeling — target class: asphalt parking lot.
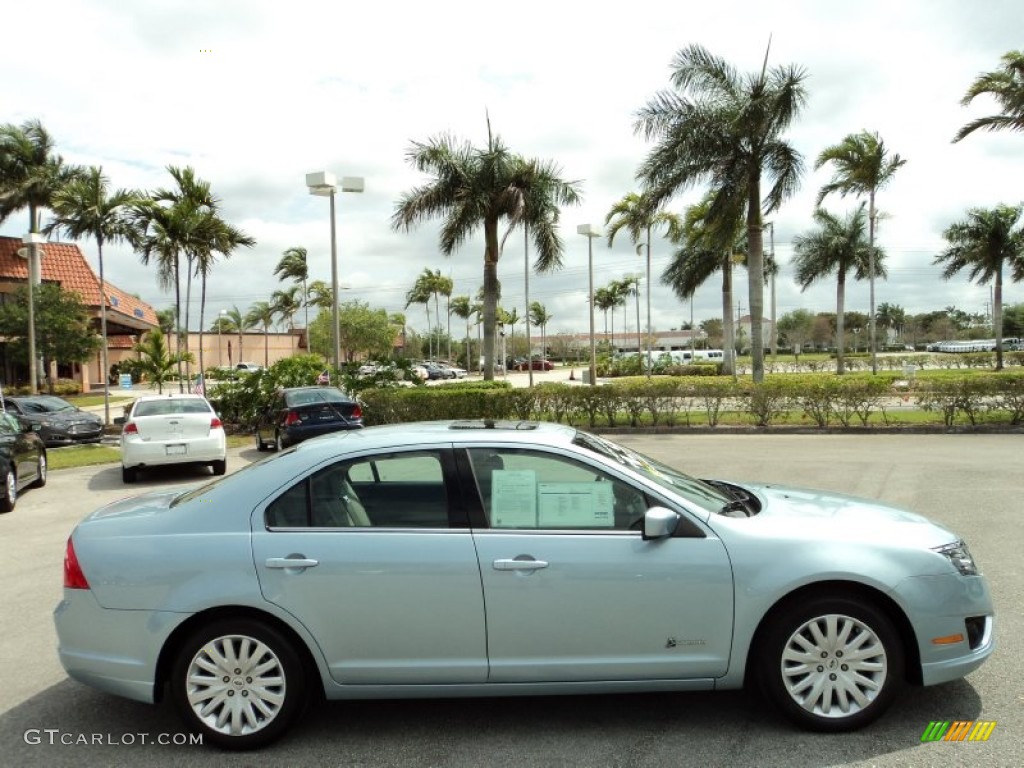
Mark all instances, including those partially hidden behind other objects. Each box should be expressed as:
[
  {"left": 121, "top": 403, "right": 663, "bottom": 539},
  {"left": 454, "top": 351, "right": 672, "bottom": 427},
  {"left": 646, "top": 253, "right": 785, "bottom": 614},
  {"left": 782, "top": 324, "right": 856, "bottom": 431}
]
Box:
[{"left": 0, "top": 433, "right": 1020, "bottom": 767}]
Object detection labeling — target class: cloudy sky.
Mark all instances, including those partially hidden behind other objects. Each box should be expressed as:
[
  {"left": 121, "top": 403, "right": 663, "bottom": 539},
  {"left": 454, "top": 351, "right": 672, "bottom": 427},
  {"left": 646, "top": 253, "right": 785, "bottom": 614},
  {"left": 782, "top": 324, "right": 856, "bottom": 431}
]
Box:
[{"left": 2, "top": 0, "right": 1021, "bottom": 341}]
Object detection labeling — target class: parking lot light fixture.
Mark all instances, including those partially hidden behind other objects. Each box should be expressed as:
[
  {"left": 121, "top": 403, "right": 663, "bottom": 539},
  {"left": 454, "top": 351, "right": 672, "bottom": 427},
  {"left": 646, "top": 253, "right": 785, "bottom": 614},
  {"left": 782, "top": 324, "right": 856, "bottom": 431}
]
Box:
[{"left": 577, "top": 224, "right": 602, "bottom": 386}]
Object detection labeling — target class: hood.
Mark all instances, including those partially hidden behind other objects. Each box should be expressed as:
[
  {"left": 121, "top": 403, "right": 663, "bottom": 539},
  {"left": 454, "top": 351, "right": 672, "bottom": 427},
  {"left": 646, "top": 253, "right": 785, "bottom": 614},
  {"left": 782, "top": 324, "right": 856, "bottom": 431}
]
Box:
[
  {"left": 23, "top": 410, "right": 100, "bottom": 424},
  {"left": 745, "top": 482, "right": 957, "bottom": 549}
]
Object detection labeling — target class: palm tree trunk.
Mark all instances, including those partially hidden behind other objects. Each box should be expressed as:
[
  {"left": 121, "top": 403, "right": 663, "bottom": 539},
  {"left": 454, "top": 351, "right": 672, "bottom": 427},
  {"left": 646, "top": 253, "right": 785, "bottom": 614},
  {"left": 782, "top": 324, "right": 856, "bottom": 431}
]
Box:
[
  {"left": 174, "top": 256, "right": 184, "bottom": 392},
  {"left": 994, "top": 268, "right": 1004, "bottom": 370},
  {"left": 722, "top": 252, "right": 736, "bottom": 377},
  {"left": 184, "top": 257, "right": 194, "bottom": 383},
  {"left": 482, "top": 219, "right": 500, "bottom": 381},
  {"left": 264, "top": 323, "right": 270, "bottom": 368},
  {"left": 836, "top": 273, "right": 846, "bottom": 375},
  {"left": 868, "top": 191, "right": 878, "bottom": 375},
  {"left": 524, "top": 223, "right": 533, "bottom": 387},
  {"left": 198, "top": 275, "right": 207, "bottom": 386},
  {"left": 746, "top": 182, "right": 765, "bottom": 383},
  {"left": 96, "top": 234, "right": 110, "bottom": 424}
]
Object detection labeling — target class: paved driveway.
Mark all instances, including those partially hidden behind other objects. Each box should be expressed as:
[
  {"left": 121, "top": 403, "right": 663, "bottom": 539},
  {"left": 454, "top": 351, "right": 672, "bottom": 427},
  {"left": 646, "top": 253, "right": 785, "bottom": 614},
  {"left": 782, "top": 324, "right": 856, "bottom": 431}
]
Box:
[{"left": 0, "top": 434, "right": 1020, "bottom": 767}]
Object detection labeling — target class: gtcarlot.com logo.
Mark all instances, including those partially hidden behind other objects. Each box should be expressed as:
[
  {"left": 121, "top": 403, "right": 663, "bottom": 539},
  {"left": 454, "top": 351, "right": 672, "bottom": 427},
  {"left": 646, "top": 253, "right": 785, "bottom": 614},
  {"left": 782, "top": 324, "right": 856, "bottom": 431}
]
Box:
[
  {"left": 921, "top": 720, "right": 997, "bottom": 742},
  {"left": 23, "top": 729, "right": 202, "bottom": 746}
]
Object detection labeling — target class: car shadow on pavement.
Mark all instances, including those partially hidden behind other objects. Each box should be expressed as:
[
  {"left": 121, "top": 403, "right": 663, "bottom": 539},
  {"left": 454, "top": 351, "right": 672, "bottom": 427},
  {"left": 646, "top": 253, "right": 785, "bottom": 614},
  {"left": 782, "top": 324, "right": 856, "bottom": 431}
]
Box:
[
  {"left": 0, "top": 678, "right": 982, "bottom": 767},
  {"left": 85, "top": 463, "right": 221, "bottom": 492}
]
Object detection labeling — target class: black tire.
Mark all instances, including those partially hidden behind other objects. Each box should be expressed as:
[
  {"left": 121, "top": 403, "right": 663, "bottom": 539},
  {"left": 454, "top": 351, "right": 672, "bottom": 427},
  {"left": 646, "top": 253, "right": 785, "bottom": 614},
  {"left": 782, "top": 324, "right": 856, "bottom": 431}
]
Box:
[
  {"left": 256, "top": 433, "right": 268, "bottom": 452},
  {"left": 274, "top": 432, "right": 284, "bottom": 452},
  {"left": 171, "top": 618, "right": 306, "bottom": 750},
  {"left": 122, "top": 465, "right": 138, "bottom": 484},
  {"left": 0, "top": 468, "right": 15, "bottom": 513},
  {"left": 211, "top": 459, "right": 227, "bottom": 476},
  {"left": 757, "top": 596, "right": 903, "bottom": 732},
  {"left": 30, "top": 451, "right": 47, "bottom": 489}
]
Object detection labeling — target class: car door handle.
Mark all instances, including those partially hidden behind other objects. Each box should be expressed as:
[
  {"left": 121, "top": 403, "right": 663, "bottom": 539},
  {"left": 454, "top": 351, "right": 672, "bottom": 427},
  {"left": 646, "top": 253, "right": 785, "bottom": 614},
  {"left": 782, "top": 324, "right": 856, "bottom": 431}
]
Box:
[
  {"left": 265, "top": 557, "right": 319, "bottom": 570},
  {"left": 493, "top": 558, "right": 549, "bottom": 571}
]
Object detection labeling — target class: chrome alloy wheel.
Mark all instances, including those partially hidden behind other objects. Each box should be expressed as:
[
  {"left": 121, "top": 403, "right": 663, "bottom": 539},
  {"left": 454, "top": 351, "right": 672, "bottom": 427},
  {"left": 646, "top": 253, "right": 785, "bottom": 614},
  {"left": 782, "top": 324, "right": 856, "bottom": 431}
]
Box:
[
  {"left": 780, "top": 613, "right": 887, "bottom": 718},
  {"left": 184, "top": 634, "right": 287, "bottom": 737}
]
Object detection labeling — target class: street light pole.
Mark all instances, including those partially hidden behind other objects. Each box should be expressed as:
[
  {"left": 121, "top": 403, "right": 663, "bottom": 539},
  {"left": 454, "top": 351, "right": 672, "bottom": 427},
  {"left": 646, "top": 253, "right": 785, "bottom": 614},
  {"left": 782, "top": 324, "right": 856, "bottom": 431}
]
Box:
[
  {"left": 21, "top": 233, "right": 45, "bottom": 395},
  {"left": 577, "top": 224, "right": 602, "bottom": 386},
  {"left": 306, "top": 172, "right": 364, "bottom": 374}
]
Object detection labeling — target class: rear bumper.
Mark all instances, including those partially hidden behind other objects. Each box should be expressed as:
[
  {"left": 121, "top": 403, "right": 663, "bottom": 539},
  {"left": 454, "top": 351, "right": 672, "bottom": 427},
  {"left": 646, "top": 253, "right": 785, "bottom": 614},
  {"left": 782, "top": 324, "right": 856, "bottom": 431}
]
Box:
[{"left": 121, "top": 434, "right": 226, "bottom": 468}]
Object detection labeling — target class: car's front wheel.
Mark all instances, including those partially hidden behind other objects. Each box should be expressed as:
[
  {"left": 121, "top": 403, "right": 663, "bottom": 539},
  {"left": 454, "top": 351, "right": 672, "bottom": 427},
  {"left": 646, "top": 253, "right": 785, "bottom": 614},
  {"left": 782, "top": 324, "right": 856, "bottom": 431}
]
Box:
[
  {"left": 171, "top": 619, "right": 306, "bottom": 750},
  {"left": 758, "top": 596, "right": 903, "bottom": 732},
  {"left": 30, "top": 452, "right": 47, "bottom": 488}
]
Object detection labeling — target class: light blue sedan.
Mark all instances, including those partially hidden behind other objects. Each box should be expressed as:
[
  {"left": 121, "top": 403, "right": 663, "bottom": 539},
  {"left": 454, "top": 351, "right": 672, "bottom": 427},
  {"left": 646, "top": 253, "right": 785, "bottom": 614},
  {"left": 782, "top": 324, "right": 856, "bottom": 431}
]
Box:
[{"left": 54, "top": 421, "right": 994, "bottom": 749}]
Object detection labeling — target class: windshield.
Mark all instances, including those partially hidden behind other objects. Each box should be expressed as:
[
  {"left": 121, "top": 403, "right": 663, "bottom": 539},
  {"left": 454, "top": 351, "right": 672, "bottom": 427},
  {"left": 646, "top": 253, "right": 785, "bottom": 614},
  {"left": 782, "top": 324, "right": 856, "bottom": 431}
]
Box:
[
  {"left": 572, "top": 431, "right": 731, "bottom": 515},
  {"left": 25, "top": 397, "right": 76, "bottom": 413}
]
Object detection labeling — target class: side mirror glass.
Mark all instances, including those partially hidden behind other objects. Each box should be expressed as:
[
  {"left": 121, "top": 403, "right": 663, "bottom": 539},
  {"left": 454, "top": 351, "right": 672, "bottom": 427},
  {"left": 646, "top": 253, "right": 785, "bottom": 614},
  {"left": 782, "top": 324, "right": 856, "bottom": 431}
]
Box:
[{"left": 642, "top": 506, "right": 680, "bottom": 541}]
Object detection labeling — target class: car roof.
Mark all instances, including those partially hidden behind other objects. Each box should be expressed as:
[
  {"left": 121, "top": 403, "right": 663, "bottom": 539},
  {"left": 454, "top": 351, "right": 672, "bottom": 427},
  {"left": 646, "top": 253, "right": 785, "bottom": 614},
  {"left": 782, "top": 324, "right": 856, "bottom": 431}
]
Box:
[
  {"left": 133, "top": 393, "right": 208, "bottom": 402},
  {"left": 287, "top": 419, "right": 577, "bottom": 458}
]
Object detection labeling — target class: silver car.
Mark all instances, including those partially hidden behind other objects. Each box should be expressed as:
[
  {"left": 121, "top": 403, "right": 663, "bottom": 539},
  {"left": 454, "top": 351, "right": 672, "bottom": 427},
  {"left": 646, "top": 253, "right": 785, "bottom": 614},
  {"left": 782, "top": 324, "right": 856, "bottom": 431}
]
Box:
[{"left": 55, "top": 421, "right": 994, "bottom": 749}]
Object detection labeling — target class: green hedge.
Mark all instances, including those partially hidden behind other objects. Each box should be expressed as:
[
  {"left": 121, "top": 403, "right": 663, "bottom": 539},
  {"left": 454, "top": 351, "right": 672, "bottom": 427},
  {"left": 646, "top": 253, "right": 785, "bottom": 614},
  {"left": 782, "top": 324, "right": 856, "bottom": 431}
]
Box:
[{"left": 356, "top": 371, "right": 1024, "bottom": 430}]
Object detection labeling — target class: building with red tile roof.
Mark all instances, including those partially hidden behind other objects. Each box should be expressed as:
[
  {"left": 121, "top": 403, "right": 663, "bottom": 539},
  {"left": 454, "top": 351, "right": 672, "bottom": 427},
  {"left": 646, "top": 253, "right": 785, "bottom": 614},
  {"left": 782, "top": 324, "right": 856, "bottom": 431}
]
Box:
[{"left": 0, "top": 235, "right": 159, "bottom": 390}]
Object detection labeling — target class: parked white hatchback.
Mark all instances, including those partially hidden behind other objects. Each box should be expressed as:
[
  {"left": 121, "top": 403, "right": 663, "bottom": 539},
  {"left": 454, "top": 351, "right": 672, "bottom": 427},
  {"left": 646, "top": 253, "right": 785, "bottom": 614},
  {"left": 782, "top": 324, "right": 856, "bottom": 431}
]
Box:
[{"left": 119, "top": 394, "right": 226, "bottom": 483}]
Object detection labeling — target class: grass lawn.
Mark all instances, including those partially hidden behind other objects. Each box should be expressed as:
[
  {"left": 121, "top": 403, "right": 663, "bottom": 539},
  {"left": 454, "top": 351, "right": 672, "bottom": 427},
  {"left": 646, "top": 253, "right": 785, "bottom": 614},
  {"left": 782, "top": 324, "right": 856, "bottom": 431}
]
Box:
[{"left": 49, "top": 434, "right": 253, "bottom": 471}]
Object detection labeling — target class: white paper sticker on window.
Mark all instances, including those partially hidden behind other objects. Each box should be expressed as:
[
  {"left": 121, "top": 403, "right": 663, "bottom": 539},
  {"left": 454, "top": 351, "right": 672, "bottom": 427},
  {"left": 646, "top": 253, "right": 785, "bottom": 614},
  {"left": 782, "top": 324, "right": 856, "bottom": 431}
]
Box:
[
  {"left": 537, "top": 482, "right": 614, "bottom": 528},
  {"left": 491, "top": 470, "right": 538, "bottom": 528}
]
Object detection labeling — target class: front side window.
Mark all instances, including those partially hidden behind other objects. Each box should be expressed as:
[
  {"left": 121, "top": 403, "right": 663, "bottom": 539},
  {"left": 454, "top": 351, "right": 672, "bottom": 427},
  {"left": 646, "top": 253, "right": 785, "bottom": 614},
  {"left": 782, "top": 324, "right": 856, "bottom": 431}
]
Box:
[{"left": 467, "top": 447, "right": 647, "bottom": 531}]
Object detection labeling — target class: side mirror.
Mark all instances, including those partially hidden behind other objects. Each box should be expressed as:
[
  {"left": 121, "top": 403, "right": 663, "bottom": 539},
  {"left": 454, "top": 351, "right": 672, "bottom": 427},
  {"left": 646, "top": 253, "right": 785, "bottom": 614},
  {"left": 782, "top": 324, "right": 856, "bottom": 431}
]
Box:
[{"left": 642, "top": 506, "right": 680, "bottom": 541}]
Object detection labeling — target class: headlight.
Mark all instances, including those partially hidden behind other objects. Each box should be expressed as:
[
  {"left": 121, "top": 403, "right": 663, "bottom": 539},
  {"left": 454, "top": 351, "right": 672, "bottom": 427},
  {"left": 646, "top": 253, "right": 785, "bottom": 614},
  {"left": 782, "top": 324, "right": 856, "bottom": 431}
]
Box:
[{"left": 933, "top": 540, "right": 978, "bottom": 576}]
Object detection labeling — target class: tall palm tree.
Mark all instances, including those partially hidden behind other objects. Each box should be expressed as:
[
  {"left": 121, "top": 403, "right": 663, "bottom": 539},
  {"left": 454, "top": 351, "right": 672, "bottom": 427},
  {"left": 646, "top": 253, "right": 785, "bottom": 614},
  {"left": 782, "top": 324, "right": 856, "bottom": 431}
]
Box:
[
  {"left": 274, "top": 246, "right": 310, "bottom": 330},
  {"left": 501, "top": 306, "right": 520, "bottom": 362},
  {"left": 662, "top": 193, "right": 746, "bottom": 374},
  {"left": 307, "top": 279, "right": 333, "bottom": 311},
  {"left": 619, "top": 275, "right": 642, "bottom": 357},
  {"left": 44, "top": 166, "right": 139, "bottom": 424},
  {"left": 246, "top": 301, "right": 277, "bottom": 368},
  {"left": 223, "top": 304, "right": 256, "bottom": 365},
  {"left": 405, "top": 274, "right": 434, "bottom": 359},
  {"left": 875, "top": 302, "right": 907, "bottom": 344},
  {"left": 392, "top": 120, "right": 582, "bottom": 379},
  {"left": 529, "top": 301, "right": 553, "bottom": 362},
  {"left": 934, "top": 204, "right": 1024, "bottom": 370},
  {"left": 816, "top": 131, "right": 905, "bottom": 373},
  {"left": 450, "top": 295, "right": 474, "bottom": 370},
  {"left": 605, "top": 191, "right": 683, "bottom": 369},
  {"left": 593, "top": 286, "right": 615, "bottom": 346},
  {"left": 0, "top": 118, "right": 83, "bottom": 392},
  {"left": 792, "top": 205, "right": 885, "bottom": 374},
  {"left": 635, "top": 43, "right": 806, "bottom": 383},
  {"left": 954, "top": 50, "right": 1024, "bottom": 142},
  {"left": 271, "top": 286, "right": 303, "bottom": 354},
  {"left": 194, "top": 219, "right": 254, "bottom": 379}
]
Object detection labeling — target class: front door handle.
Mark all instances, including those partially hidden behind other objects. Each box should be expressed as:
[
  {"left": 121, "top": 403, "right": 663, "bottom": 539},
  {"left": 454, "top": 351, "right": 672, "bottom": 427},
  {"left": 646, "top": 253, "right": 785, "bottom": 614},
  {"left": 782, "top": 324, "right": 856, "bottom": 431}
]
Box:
[
  {"left": 493, "top": 558, "right": 549, "bottom": 571},
  {"left": 265, "top": 557, "right": 319, "bottom": 570}
]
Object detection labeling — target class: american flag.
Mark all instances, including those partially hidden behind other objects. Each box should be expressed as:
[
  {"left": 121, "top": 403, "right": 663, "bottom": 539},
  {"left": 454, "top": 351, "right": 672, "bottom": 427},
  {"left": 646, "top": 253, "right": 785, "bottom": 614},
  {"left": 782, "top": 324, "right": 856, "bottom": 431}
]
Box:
[
  {"left": 191, "top": 374, "right": 205, "bottom": 396},
  {"left": 317, "top": 369, "right": 330, "bottom": 385}
]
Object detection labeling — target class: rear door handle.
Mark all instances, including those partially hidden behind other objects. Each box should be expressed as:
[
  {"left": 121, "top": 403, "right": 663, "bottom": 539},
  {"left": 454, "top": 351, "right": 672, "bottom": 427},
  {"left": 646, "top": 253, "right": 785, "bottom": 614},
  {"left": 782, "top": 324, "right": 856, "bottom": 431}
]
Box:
[
  {"left": 265, "top": 557, "right": 319, "bottom": 570},
  {"left": 493, "top": 558, "right": 549, "bottom": 571}
]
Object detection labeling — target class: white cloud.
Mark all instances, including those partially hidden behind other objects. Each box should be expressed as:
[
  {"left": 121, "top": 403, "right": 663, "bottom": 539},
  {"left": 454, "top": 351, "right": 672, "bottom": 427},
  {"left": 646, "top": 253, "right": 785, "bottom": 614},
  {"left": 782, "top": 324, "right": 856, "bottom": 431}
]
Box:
[{"left": 2, "top": 0, "right": 1021, "bottom": 340}]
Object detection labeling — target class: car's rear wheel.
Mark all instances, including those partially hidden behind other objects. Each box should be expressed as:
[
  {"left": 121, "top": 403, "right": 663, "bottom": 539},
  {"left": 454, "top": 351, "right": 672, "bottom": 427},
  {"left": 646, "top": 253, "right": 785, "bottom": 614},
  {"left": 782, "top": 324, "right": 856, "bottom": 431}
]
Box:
[
  {"left": 30, "top": 452, "right": 47, "bottom": 488},
  {"left": 122, "top": 465, "right": 138, "bottom": 484},
  {"left": 758, "top": 596, "right": 903, "bottom": 732},
  {"left": 211, "top": 459, "right": 227, "bottom": 476},
  {"left": 0, "top": 469, "right": 16, "bottom": 512},
  {"left": 171, "top": 619, "right": 306, "bottom": 750},
  {"left": 274, "top": 432, "right": 284, "bottom": 452},
  {"left": 255, "top": 433, "right": 268, "bottom": 452}
]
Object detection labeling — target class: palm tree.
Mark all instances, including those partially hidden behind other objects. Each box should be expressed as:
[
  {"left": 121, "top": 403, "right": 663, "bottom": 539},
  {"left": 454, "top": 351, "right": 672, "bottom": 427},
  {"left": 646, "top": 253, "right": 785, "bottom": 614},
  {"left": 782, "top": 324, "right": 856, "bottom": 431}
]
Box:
[
  {"left": 605, "top": 191, "right": 683, "bottom": 370},
  {"left": 131, "top": 328, "right": 189, "bottom": 394},
  {"left": 223, "top": 304, "right": 256, "bottom": 365},
  {"left": 954, "top": 50, "right": 1024, "bottom": 142},
  {"left": 271, "top": 286, "right": 303, "bottom": 354},
  {"left": 405, "top": 274, "right": 434, "bottom": 359},
  {"left": 816, "top": 131, "right": 905, "bottom": 373},
  {"left": 307, "top": 279, "right": 333, "bottom": 311},
  {"left": 619, "top": 275, "right": 642, "bottom": 358},
  {"left": 529, "top": 301, "right": 553, "bottom": 363},
  {"left": 194, "top": 219, "right": 254, "bottom": 380},
  {"left": 450, "top": 295, "right": 474, "bottom": 370},
  {"left": 635, "top": 43, "right": 807, "bottom": 383},
  {"left": 593, "top": 286, "right": 616, "bottom": 350},
  {"left": 662, "top": 193, "right": 746, "bottom": 374},
  {"left": 392, "top": 120, "right": 582, "bottom": 380},
  {"left": 934, "top": 204, "right": 1024, "bottom": 370},
  {"left": 274, "top": 247, "right": 310, "bottom": 330},
  {"left": 44, "top": 166, "right": 138, "bottom": 424},
  {"left": 247, "top": 301, "right": 277, "bottom": 368},
  {"left": 792, "top": 205, "right": 885, "bottom": 373},
  {"left": 875, "top": 302, "right": 906, "bottom": 344},
  {"left": 501, "top": 306, "right": 520, "bottom": 363},
  {"left": 0, "top": 118, "right": 83, "bottom": 392}
]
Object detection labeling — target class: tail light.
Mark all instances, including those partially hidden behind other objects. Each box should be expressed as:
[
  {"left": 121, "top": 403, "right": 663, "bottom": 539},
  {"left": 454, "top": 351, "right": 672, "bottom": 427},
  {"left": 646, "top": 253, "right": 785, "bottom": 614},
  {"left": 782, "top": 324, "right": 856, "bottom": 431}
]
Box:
[
  {"left": 211, "top": 417, "right": 223, "bottom": 429},
  {"left": 351, "top": 405, "right": 363, "bottom": 420},
  {"left": 64, "top": 537, "right": 90, "bottom": 590},
  {"left": 284, "top": 410, "right": 301, "bottom": 426},
  {"left": 123, "top": 422, "right": 138, "bottom": 435}
]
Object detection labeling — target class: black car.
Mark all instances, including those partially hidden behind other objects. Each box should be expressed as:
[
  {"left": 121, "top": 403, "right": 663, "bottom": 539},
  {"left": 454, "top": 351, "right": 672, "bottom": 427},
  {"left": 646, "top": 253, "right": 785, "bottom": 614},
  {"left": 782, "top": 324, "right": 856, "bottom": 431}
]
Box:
[
  {"left": 4, "top": 395, "right": 104, "bottom": 447},
  {"left": 255, "top": 386, "right": 363, "bottom": 451},
  {"left": 0, "top": 411, "right": 46, "bottom": 512}
]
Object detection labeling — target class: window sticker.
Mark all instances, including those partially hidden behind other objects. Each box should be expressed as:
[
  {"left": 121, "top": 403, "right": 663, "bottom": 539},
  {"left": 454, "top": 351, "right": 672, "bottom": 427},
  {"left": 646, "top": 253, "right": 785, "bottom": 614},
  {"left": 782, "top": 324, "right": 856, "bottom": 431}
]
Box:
[
  {"left": 537, "top": 482, "right": 614, "bottom": 528},
  {"left": 491, "top": 470, "right": 538, "bottom": 528}
]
